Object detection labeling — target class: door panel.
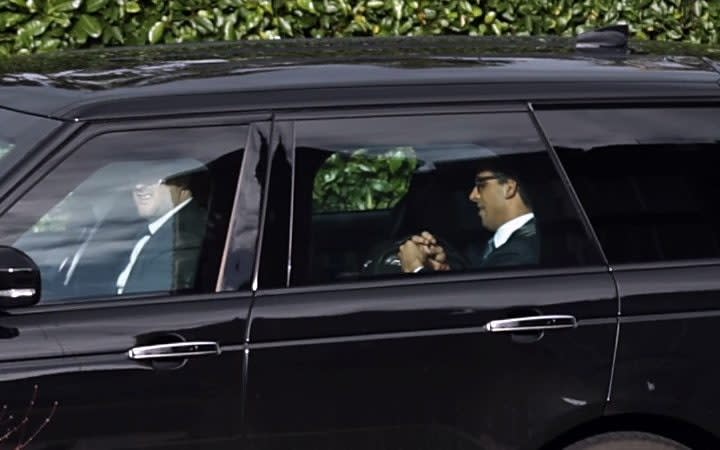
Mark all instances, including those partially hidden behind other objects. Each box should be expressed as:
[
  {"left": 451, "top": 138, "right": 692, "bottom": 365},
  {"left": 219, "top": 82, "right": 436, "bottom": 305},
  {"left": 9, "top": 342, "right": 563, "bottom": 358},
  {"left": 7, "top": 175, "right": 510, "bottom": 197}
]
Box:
[
  {"left": 244, "top": 108, "right": 618, "bottom": 450},
  {"left": 608, "top": 266, "right": 720, "bottom": 443},
  {"left": 246, "top": 273, "right": 616, "bottom": 450},
  {"left": 31, "top": 296, "right": 251, "bottom": 449},
  {"left": 0, "top": 119, "right": 269, "bottom": 449},
  {"left": 536, "top": 106, "right": 720, "bottom": 444}
]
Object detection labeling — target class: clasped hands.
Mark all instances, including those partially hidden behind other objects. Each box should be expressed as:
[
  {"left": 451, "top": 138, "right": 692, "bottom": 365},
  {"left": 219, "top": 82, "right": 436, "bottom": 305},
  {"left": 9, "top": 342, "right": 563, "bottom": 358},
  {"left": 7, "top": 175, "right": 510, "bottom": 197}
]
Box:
[{"left": 397, "top": 231, "right": 450, "bottom": 273}]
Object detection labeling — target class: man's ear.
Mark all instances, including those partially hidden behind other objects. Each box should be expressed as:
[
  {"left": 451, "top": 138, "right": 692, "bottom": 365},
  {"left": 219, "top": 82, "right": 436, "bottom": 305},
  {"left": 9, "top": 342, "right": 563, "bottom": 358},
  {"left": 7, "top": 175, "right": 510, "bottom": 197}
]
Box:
[
  {"left": 168, "top": 184, "right": 192, "bottom": 204},
  {"left": 503, "top": 178, "right": 519, "bottom": 199}
]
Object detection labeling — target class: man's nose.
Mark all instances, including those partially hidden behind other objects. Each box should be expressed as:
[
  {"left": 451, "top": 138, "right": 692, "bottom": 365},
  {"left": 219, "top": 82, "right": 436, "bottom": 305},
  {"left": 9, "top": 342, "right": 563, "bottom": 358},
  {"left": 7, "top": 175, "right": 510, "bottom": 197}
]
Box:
[{"left": 469, "top": 186, "right": 478, "bottom": 201}]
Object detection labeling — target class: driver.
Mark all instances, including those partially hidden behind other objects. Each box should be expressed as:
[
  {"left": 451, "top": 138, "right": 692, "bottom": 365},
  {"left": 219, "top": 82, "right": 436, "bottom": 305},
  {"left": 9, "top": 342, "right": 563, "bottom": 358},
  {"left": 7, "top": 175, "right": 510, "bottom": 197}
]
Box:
[
  {"left": 116, "top": 161, "right": 207, "bottom": 295},
  {"left": 398, "top": 162, "right": 538, "bottom": 273}
]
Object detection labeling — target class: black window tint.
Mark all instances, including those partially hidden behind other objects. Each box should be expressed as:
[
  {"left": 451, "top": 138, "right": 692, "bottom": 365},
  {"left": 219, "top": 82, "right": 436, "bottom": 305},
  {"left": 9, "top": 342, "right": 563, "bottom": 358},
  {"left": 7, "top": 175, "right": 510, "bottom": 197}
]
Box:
[
  {"left": 0, "top": 126, "right": 249, "bottom": 303},
  {"left": 537, "top": 107, "right": 720, "bottom": 264},
  {"left": 289, "top": 112, "right": 601, "bottom": 287}
]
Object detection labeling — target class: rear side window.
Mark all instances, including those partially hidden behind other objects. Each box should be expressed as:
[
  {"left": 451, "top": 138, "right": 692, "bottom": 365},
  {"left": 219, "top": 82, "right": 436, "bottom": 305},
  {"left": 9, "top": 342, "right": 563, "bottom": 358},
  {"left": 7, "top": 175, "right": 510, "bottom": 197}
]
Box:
[
  {"left": 288, "top": 112, "right": 602, "bottom": 286},
  {"left": 537, "top": 107, "right": 720, "bottom": 265}
]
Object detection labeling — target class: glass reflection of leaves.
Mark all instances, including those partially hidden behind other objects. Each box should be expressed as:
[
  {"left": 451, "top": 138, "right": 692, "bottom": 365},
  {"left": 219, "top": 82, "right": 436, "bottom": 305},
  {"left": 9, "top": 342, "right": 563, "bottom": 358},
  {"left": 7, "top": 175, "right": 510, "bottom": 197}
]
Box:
[{"left": 313, "top": 146, "right": 417, "bottom": 213}]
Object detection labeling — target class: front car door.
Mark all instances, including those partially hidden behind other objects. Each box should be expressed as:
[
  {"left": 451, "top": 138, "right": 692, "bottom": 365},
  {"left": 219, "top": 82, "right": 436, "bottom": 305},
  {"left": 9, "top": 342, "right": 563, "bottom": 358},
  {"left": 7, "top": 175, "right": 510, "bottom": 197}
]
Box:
[
  {"left": 244, "top": 106, "right": 618, "bottom": 450},
  {"left": 0, "top": 115, "right": 269, "bottom": 449}
]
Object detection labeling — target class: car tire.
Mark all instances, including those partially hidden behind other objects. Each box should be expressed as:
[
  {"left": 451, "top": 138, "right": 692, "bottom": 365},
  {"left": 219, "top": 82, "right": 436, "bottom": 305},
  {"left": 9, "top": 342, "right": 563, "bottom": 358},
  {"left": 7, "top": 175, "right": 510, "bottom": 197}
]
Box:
[{"left": 564, "top": 431, "right": 690, "bottom": 450}]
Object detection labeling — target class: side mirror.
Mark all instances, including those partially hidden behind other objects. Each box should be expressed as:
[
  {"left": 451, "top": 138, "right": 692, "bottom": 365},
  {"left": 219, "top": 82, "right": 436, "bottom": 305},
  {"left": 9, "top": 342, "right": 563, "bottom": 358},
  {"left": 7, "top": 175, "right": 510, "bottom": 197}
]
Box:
[{"left": 0, "top": 246, "right": 41, "bottom": 308}]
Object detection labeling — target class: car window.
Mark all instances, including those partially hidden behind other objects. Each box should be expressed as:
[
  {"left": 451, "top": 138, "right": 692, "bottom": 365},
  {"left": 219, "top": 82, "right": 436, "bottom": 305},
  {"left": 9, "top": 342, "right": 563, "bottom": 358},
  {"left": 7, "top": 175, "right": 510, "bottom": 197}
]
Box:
[
  {"left": 537, "top": 107, "right": 720, "bottom": 265},
  {"left": 0, "top": 107, "right": 61, "bottom": 175},
  {"left": 0, "top": 125, "right": 251, "bottom": 303},
  {"left": 288, "top": 112, "right": 602, "bottom": 286}
]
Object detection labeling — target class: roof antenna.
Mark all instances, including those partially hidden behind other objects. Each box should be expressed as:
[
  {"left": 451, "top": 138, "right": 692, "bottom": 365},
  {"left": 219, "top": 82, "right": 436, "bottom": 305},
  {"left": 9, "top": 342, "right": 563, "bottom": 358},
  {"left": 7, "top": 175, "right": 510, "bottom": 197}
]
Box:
[{"left": 575, "top": 24, "right": 629, "bottom": 50}]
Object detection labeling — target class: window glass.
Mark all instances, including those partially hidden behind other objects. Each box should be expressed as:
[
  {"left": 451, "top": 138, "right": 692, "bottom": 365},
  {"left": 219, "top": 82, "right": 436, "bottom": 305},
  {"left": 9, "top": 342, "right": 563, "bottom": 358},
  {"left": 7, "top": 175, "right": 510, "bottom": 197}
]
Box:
[
  {"left": 537, "top": 107, "right": 720, "bottom": 264},
  {"left": 0, "top": 107, "right": 60, "bottom": 174},
  {"left": 290, "top": 112, "right": 601, "bottom": 286},
  {"left": 0, "top": 126, "right": 249, "bottom": 303}
]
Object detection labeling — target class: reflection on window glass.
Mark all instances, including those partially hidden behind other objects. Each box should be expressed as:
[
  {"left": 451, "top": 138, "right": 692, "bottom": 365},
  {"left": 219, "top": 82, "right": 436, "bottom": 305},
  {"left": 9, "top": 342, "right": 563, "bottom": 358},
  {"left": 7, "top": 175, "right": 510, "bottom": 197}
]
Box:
[
  {"left": 0, "top": 107, "right": 60, "bottom": 175},
  {"left": 313, "top": 147, "right": 417, "bottom": 213},
  {"left": 0, "top": 141, "right": 13, "bottom": 161},
  {"left": 0, "top": 126, "right": 252, "bottom": 304},
  {"left": 291, "top": 113, "right": 601, "bottom": 286}
]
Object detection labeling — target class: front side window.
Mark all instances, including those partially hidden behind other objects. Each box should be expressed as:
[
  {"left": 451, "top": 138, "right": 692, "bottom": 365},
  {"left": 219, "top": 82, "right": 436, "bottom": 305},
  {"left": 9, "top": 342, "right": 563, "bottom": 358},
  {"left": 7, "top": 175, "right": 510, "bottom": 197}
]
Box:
[
  {"left": 0, "top": 107, "right": 61, "bottom": 174},
  {"left": 289, "top": 112, "right": 601, "bottom": 286},
  {"left": 0, "top": 125, "right": 251, "bottom": 303},
  {"left": 537, "top": 107, "right": 720, "bottom": 265}
]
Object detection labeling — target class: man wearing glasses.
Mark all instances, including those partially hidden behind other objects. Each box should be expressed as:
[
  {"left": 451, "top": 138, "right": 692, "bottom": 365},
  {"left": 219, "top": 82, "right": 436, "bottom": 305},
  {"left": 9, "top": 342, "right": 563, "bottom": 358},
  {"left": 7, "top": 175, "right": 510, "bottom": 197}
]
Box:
[
  {"left": 116, "top": 161, "right": 207, "bottom": 295},
  {"left": 398, "top": 163, "right": 539, "bottom": 273}
]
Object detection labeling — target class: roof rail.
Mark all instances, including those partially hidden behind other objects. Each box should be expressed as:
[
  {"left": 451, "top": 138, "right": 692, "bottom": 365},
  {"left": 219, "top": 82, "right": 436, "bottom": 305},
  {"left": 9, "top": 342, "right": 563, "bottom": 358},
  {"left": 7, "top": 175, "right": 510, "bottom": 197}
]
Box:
[{"left": 575, "top": 24, "right": 629, "bottom": 50}]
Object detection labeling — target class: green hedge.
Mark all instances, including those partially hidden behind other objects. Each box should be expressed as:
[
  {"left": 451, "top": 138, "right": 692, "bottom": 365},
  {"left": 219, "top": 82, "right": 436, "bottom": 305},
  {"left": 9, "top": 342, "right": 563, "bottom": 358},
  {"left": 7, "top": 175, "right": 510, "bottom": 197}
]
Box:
[{"left": 0, "top": 0, "right": 717, "bottom": 56}]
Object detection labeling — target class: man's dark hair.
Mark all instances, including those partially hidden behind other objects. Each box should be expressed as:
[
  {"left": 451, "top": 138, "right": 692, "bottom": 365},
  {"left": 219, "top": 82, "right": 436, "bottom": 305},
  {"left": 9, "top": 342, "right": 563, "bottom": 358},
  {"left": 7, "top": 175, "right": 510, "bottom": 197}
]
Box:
[{"left": 476, "top": 158, "right": 533, "bottom": 210}]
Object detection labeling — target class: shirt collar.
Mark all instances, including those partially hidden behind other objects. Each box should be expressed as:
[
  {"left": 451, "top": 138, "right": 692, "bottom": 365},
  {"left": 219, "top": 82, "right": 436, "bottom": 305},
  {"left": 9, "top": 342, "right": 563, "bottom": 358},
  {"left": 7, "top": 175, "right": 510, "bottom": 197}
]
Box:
[
  {"left": 148, "top": 198, "right": 192, "bottom": 235},
  {"left": 492, "top": 212, "right": 534, "bottom": 249}
]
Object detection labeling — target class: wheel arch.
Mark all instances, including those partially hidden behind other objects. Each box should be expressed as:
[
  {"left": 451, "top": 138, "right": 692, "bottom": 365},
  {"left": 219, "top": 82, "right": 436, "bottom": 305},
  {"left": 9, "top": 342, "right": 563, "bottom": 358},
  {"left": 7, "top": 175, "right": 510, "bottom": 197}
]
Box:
[{"left": 539, "top": 413, "right": 720, "bottom": 450}]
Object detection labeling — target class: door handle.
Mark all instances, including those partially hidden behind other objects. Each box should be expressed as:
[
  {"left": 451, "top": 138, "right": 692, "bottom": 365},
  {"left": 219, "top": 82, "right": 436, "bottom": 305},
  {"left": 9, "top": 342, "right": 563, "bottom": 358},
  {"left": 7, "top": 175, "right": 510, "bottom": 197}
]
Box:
[
  {"left": 485, "top": 315, "right": 577, "bottom": 333},
  {"left": 128, "top": 341, "right": 221, "bottom": 360}
]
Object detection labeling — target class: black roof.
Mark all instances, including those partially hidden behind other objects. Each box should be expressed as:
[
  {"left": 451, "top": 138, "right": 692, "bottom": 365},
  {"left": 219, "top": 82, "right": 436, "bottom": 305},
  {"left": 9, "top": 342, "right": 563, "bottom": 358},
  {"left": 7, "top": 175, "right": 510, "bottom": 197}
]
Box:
[{"left": 1, "top": 36, "right": 719, "bottom": 120}]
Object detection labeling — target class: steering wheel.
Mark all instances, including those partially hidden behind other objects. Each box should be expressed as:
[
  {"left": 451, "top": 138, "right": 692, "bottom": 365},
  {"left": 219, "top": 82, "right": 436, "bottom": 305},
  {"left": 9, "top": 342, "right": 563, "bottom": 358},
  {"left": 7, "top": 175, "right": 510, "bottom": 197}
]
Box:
[{"left": 360, "top": 234, "right": 469, "bottom": 276}]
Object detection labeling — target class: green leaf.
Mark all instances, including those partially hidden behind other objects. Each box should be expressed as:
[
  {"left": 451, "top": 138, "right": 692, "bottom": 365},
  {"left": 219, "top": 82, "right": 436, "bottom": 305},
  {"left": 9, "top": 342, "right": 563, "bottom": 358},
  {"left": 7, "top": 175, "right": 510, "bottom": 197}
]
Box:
[
  {"left": 37, "top": 37, "right": 62, "bottom": 51},
  {"left": 148, "top": 20, "right": 165, "bottom": 43},
  {"left": 223, "top": 17, "right": 237, "bottom": 40},
  {"left": 297, "top": 0, "right": 318, "bottom": 13},
  {"left": 193, "top": 15, "right": 215, "bottom": 33},
  {"left": 125, "top": 1, "right": 141, "bottom": 13},
  {"left": 18, "top": 18, "right": 51, "bottom": 38},
  {"left": 46, "top": 0, "right": 82, "bottom": 15},
  {"left": 278, "top": 16, "right": 292, "bottom": 35},
  {"left": 74, "top": 14, "right": 102, "bottom": 38},
  {"left": 0, "top": 12, "right": 29, "bottom": 31},
  {"left": 84, "top": 0, "right": 108, "bottom": 13}
]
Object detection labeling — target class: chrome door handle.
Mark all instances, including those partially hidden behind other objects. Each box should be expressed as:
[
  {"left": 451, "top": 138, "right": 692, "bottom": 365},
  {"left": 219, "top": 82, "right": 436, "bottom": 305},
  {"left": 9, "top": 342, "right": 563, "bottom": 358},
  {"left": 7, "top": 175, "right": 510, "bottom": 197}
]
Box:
[
  {"left": 485, "top": 315, "right": 577, "bottom": 333},
  {"left": 128, "top": 341, "right": 221, "bottom": 360}
]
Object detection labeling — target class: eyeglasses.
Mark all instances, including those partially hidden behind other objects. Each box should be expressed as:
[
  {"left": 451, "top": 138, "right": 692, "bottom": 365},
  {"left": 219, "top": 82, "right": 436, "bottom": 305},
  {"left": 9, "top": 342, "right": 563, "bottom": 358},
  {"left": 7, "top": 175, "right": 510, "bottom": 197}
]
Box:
[{"left": 474, "top": 175, "right": 499, "bottom": 189}]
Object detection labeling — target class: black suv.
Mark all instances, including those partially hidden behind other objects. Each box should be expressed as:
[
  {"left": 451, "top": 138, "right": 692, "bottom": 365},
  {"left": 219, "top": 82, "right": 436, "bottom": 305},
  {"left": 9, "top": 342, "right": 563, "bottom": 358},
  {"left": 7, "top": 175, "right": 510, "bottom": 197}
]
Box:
[{"left": 0, "top": 26, "right": 718, "bottom": 450}]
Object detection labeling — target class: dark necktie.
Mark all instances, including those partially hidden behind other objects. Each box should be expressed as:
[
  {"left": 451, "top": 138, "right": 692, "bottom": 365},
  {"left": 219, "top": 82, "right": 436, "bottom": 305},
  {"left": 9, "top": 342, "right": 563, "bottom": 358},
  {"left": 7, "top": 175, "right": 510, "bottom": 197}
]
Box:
[{"left": 481, "top": 238, "right": 496, "bottom": 261}]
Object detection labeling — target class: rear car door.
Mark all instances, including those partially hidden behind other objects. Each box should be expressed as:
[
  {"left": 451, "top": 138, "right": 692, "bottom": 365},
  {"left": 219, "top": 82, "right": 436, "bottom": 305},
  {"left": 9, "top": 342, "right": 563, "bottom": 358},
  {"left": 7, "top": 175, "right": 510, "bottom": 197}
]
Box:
[
  {"left": 244, "top": 106, "right": 618, "bottom": 450},
  {"left": 0, "top": 115, "right": 269, "bottom": 449},
  {"left": 537, "top": 105, "right": 720, "bottom": 446}
]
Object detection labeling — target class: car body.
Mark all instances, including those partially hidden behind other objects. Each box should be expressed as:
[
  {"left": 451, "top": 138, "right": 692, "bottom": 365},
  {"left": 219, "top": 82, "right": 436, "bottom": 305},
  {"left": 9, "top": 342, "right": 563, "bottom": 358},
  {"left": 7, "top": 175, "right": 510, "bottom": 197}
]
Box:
[{"left": 0, "top": 30, "right": 719, "bottom": 449}]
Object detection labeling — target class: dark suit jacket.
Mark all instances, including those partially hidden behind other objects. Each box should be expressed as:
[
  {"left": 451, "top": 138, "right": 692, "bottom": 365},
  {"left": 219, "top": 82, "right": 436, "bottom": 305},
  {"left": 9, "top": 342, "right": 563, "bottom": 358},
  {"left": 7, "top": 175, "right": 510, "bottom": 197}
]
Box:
[
  {"left": 480, "top": 218, "right": 539, "bottom": 268},
  {"left": 123, "top": 201, "right": 207, "bottom": 295}
]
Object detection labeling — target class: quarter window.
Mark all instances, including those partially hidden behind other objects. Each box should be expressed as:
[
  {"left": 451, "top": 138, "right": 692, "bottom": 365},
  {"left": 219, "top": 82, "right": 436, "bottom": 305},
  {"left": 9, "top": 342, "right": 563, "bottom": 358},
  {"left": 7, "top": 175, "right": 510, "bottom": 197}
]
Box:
[
  {"left": 289, "top": 112, "right": 601, "bottom": 286},
  {"left": 537, "top": 107, "right": 720, "bottom": 264}
]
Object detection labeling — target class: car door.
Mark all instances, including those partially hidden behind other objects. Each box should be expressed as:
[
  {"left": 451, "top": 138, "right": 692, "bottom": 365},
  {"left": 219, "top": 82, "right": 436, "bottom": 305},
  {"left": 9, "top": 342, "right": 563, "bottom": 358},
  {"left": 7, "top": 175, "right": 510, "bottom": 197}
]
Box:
[
  {"left": 0, "top": 116, "right": 270, "bottom": 449},
  {"left": 244, "top": 106, "right": 618, "bottom": 450},
  {"left": 536, "top": 105, "right": 720, "bottom": 446}
]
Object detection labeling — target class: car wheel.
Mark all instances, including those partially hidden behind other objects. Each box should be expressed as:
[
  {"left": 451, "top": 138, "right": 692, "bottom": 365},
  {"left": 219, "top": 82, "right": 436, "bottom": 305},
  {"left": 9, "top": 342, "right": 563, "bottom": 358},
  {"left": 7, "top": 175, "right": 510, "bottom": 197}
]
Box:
[{"left": 564, "top": 432, "right": 689, "bottom": 450}]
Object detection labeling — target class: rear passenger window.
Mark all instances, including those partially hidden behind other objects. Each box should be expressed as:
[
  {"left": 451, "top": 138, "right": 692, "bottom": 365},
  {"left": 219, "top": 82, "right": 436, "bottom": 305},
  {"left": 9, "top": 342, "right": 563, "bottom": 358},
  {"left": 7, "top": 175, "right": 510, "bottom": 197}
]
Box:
[
  {"left": 289, "top": 112, "right": 602, "bottom": 286},
  {"left": 537, "top": 107, "right": 720, "bottom": 264}
]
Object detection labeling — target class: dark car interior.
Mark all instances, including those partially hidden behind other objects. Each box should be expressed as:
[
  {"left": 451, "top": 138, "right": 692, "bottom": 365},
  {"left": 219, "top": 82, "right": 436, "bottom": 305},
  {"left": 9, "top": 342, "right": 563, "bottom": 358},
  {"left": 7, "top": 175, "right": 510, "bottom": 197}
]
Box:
[
  {"left": 556, "top": 143, "right": 720, "bottom": 264},
  {"left": 291, "top": 147, "right": 599, "bottom": 286}
]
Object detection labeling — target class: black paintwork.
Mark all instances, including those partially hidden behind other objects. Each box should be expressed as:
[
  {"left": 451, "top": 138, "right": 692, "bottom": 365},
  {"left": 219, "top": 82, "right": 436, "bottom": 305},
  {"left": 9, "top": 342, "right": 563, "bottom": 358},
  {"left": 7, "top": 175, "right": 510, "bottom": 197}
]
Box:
[
  {"left": 0, "top": 36, "right": 719, "bottom": 119},
  {"left": 0, "top": 34, "right": 719, "bottom": 449}
]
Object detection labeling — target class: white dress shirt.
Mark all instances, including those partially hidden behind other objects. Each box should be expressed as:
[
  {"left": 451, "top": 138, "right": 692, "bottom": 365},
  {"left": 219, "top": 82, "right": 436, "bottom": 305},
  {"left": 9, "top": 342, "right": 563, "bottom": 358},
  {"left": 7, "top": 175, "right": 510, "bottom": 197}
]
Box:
[
  {"left": 491, "top": 212, "right": 535, "bottom": 250},
  {"left": 116, "top": 198, "right": 192, "bottom": 294}
]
